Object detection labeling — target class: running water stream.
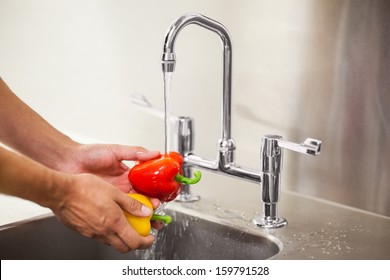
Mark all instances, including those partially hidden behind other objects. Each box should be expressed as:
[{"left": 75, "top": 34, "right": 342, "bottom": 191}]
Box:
[
  {"left": 163, "top": 72, "right": 173, "bottom": 154},
  {"left": 135, "top": 73, "right": 173, "bottom": 259},
  {"left": 154, "top": 71, "right": 174, "bottom": 219}
]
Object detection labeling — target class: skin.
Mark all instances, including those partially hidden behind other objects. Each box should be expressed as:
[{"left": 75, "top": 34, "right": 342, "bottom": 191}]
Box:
[{"left": 0, "top": 77, "right": 161, "bottom": 253}]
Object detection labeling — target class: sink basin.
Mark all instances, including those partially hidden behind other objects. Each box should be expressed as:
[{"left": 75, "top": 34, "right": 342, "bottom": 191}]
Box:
[{"left": 0, "top": 211, "right": 280, "bottom": 260}]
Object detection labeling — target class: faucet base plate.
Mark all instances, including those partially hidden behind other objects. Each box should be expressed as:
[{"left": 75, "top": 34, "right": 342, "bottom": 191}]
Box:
[{"left": 252, "top": 216, "right": 287, "bottom": 229}]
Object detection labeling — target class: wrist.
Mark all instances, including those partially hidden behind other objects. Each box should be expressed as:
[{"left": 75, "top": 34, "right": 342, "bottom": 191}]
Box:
[
  {"left": 39, "top": 170, "right": 76, "bottom": 211},
  {"left": 48, "top": 139, "right": 82, "bottom": 172}
]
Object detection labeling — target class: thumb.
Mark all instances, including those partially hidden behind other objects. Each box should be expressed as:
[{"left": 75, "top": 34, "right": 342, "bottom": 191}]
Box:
[{"left": 116, "top": 192, "right": 153, "bottom": 217}]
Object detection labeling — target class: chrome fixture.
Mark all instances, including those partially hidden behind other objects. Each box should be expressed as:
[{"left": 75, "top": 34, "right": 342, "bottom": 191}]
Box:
[
  {"left": 254, "top": 136, "right": 321, "bottom": 228},
  {"left": 160, "top": 13, "right": 321, "bottom": 227},
  {"left": 162, "top": 13, "right": 258, "bottom": 181},
  {"left": 174, "top": 116, "right": 200, "bottom": 202}
]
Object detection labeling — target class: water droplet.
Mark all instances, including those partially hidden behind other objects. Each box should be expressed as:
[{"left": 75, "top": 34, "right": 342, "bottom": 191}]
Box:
[{"left": 306, "top": 240, "right": 332, "bottom": 248}]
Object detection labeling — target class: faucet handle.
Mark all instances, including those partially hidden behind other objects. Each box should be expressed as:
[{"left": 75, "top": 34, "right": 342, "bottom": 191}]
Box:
[
  {"left": 277, "top": 137, "right": 321, "bottom": 156},
  {"left": 256, "top": 135, "right": 322, "bottom": 229}
]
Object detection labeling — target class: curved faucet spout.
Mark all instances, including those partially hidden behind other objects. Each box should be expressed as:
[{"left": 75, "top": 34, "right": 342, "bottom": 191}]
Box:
[{"left": 161, "top": 13, "right": 233, "bottom": 143}]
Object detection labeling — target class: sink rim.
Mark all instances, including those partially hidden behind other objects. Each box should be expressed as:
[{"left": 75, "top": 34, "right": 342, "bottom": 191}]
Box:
[
  {"left": 164, "top": 201, "right": 284, "bottom": 257},
  {"left": 0, "top": 212, "right": 55, "bottom": 231},
  {"left": 0, "top": 205, "right": 283, "bottom": 260}
]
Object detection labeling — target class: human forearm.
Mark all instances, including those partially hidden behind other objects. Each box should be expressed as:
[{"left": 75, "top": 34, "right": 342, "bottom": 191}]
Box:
[
  {"left": 0, "top": 145, "right": 69, "bottom": 208},
  {"left": 0, "top": 78, "right": 79, "bottom": 169}
]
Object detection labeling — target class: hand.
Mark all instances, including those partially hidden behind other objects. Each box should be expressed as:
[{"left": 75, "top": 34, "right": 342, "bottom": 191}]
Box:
[
  {"left": 51, "top": 173, "right": 161, "bottom": 253},
  {"left": 59, "top": 144, "right": 160, "bottom": 193}
]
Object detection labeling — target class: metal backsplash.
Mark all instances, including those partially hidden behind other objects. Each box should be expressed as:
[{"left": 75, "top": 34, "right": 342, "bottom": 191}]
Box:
[{"left": 286, "top": 0, "right": 390, "bottom": 216}]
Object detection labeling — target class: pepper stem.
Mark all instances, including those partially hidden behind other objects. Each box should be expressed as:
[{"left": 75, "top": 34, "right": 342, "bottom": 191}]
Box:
[
  {"left": 175, "top": 170, "right": 202, "bottom": 185},
  {"left": 151, "top": 214, "right": 173, "bottom": 224}
]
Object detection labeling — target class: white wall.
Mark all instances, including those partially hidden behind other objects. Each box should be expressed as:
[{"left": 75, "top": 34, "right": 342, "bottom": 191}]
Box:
[
  {"left": 3, "top": 1, "right": 389, "bottom": 216},
  {"left": 0, "top": 0, "right": 310, "bottom": 157}
]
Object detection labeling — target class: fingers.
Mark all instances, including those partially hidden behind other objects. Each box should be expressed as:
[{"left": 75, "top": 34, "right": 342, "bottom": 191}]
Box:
[
  {"left": 110, "top": 220, "right": 156, "bottom": 253},
  {"left": 135, "top": 149, "right": 160, "bottom": 161},
  {"left": 151, "top": 220, "right": 165, "bottom": 231},
  {"left": 92, "top": 197, "right": 156, "bottom": 253},
  {"left": 149, "top": 197, "right": 161, "bottom": 210},
  {"left": 116, "top": 222, "right": 156, "bottom": 252},
  {"left": 114, "top": 179, "right": 161, "bottom": 216},
  {"left": 109, "top": 145, "right": 160, "bottom": 162},
  {"left": 103, "top": 217, "right": 156, "bottom": 253},
  {"left": 115, "top": 191, "right": 153, "bottom": 217},
  {"left": 111, "top": 192, "right": 162, "bottom": 252}
]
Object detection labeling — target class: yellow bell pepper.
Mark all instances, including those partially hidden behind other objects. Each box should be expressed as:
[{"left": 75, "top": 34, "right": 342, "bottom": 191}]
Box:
[{"left": 124, "top": 193, "right": 172, "bottom": 236}]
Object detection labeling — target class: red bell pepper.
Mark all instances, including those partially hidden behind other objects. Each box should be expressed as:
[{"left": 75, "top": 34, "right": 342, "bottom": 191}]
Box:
[{"left": 128, "top": 151, "right": 201, "bottom": 202}]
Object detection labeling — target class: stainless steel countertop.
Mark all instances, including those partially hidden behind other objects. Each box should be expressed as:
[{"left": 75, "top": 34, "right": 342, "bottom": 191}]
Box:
[
  {"left": 2, "top": 171, "right": 389, "bottom": 259},
  {"left": 167, "top": 172, "right": 390, "bottom": 259}
]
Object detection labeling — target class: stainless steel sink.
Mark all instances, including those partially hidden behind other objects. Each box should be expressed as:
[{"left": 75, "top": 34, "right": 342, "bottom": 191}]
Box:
[{"left": 0, "top": 210, "right": 281, "bottom": 260}]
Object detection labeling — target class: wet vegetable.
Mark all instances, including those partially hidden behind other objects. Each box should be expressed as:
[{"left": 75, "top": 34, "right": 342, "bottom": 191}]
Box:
[
  {"left": 124, "top": 193, "right": 172, "bottom": 236},
  {"left": 128, "top": 152, "right": 201, "bottom": 202}
]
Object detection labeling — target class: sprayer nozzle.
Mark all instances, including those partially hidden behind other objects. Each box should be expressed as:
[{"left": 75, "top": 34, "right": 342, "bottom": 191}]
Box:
[
  {"left": 161, "top": 52, "right": 176, "bottom": 72},
  {"left": 162, "top": 61, "right": 175, "bottom": 72}
]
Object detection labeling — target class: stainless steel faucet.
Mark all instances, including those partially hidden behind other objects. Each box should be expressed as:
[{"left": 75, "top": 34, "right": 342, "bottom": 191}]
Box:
[
  {"left": 162, "top": 13, "right": 260, "bottom": 182},
  {"left": 159, "top": 13, "right": 322, "bottom": 228}
]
